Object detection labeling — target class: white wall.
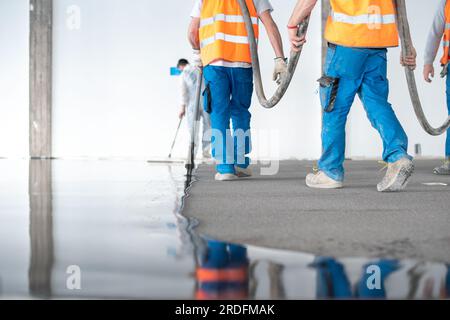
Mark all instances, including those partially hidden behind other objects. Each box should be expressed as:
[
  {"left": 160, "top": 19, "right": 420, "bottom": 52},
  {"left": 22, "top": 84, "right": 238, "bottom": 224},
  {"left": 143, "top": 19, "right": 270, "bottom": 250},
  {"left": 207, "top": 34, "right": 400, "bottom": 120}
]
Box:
[
  {"left": 51, "top": 0, "right": 321, "bottom": 159},
  {"left": 347, "top": 1, "right": 447, "bottom": 158},
  {"left": 0, "top": 0, "right": 447, "bottom": 159},
  {"left": 0, "top": 0, "right": 29, "bottom": 158}
]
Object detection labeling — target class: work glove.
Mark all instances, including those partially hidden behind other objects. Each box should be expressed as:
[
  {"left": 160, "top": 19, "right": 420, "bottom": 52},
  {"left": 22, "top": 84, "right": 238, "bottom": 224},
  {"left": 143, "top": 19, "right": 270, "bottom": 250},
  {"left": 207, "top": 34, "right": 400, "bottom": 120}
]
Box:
[
  {"left": 273, "top": 57, "right": 288, "bottom": 86},
  {"left": 192, "top": 49, "right": 203, "bottom": 68},
  {"left": 178, "top": 105, "right": 186, "bottom": 119}
]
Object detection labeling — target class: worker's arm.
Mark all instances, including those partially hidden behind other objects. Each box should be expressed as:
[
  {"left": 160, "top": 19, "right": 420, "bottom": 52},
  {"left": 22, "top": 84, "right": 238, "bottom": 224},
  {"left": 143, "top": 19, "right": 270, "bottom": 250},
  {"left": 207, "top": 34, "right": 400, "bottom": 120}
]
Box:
[
  {"left": 188, "top": 18, "right": 201, "bottom": 50},
  {"left": 259, "top": 10, "right": 288, "bottom": 84},
  {"left": 259, "top": 10, "right": 285, "bottom": 59},
  {"left": 188, "top": 17, "right": 203, "bottom": 67},
  {"left": 423, "top": 0, "right": 446, "bottom": 83},
  {"left": 287, "top": 0, "right": 318, "bottom": 52}
]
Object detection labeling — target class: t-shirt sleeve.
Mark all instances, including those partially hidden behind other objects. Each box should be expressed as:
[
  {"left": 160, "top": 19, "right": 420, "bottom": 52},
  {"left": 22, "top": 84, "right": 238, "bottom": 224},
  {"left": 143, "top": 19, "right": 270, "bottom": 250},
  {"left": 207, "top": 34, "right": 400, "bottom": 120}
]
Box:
[
  {"left": 424, "top": 0, "right": 447, "bottom": 65},
  {"left": 253, "top": 0, "right": 274, "bottom": 16},
  {"left": 191, "top": 0, "right": 203, "bottom": 18}
]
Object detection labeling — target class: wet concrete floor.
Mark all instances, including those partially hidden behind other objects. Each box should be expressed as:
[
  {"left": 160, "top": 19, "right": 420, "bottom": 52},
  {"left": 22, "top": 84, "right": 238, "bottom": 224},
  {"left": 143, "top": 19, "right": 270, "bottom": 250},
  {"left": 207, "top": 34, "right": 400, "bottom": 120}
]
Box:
[{"left": 0, "top": 159, "right": 448, "bottom": 299}]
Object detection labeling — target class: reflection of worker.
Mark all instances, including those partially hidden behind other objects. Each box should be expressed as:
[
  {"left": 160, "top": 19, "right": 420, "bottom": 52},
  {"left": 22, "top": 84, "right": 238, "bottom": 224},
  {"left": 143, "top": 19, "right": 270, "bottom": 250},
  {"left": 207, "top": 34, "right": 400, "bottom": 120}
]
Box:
[
  {"left": 195, "top": 240, "right": 249, "bottom": 300},
  {"left": 188, "top": 0, "right": 287, "bottom": 181},
  {"left": 288, "top": 0, "right": 417, "bottom": 192},
  {"left": 312, "top": 257, "right": 399, "bottom": 299},
  {"left": 423, "top": 0, "right": 450, "bottom": 175},
  {"left": 177, "top": 58, "right": 211, "bottom": 159}
]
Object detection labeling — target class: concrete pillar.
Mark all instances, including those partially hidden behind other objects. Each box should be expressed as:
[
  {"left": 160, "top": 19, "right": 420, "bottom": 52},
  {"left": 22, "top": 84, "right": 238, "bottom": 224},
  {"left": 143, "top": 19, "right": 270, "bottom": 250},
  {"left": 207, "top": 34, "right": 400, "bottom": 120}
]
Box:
[
  {"left": 28, "top": 160, "right": 54, "bottom": 298},
  {"left": 30, "top": 0, "right": 53, "bottom": 159}
]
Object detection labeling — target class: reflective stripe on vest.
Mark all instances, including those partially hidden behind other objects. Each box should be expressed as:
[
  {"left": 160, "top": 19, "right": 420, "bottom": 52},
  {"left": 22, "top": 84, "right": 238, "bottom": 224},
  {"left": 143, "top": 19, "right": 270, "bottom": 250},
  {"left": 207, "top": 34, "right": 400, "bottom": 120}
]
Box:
[
  {"left": 329, "top": 10, "right": 396, "bottom": 25},
  {"left": 199, "top": 0, "right": 259, "bottom": 66},
  {"left": 325, "top": 0, "right": 399, "bottom": 48},
  {"left": 441, "top": 0, "right": 450, "bottom": 65},
  {"left": 196, "top": 267, "right": 248, "bottom": 282}
]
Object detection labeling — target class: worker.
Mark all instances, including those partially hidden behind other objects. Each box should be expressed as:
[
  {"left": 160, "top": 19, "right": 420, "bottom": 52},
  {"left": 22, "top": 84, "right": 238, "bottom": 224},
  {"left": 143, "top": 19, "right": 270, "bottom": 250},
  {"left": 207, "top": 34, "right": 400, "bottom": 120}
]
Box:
[
  {"left": 423, "top": 0, "right": 450, "bottom": 175},
  {"left": 188, "top": 0, "right": 288, "bottom": 181},
  {"left": 177, "top": 58, "right": 211, "bottom": 159},
  {"left": 195, "top": 239, "right": 249, "bottom": 300},
  {"left": 312, "top": 257, "right": 399, "bottom": 299},
  {"left": 288, "top": 0, "right": 417, "bottom": 191}
]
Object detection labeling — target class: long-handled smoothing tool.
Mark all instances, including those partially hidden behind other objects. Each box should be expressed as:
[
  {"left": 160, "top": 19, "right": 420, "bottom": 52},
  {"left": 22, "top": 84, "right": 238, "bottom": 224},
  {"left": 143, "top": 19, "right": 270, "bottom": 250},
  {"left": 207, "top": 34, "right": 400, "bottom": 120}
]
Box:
[
  {"left": 185, "top": 67, "right": 204, "bottom": 177},
  {"left": 168, "top": 118, "right": 183, "bottom": 159},
  {"left": 147, "top": 118, "right": 184, "bottom": 164},
  {"left": 395, "top": 0, "right": 450, "bottom": 136}
]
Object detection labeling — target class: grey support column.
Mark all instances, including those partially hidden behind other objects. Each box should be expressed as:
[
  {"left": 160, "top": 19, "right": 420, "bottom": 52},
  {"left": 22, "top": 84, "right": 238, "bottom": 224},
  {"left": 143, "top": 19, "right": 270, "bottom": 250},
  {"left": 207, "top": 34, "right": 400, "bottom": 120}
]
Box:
[
  {"left": 28, "top": 160, "right": 53, "bottom": 298},
  {"left": 30, "top": 0, "right": 53, "bottom": 159}
]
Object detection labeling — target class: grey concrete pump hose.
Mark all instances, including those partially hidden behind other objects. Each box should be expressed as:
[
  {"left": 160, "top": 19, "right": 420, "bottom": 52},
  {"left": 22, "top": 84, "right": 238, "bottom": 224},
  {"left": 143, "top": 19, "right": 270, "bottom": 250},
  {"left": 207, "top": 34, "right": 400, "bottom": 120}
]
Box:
[
  {"left": 239, "top": 0, "right": 450, "bottom": 135},
  {"left": 395, "top": 0, "right": 450, "bottom": 136},
  {"left": 237, "top": 0, "right": 310, "bottom": 109}
]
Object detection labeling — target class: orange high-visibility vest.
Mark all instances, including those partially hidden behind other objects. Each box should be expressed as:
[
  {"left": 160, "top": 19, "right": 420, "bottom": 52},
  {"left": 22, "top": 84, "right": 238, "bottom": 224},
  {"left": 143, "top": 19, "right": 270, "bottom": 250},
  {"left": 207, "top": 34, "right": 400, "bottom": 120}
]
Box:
[
  {"left": 199, "top": 0, "right": 259, "bottom": 66},
  {"left": 440, "top": 0, "right": 450, "bottom": 65},
  {"left": 325, "top": 0, "right": 399, "bottom": 48},
  {"left": 196, "top": 267, "right": 248, "bottom": 283}
]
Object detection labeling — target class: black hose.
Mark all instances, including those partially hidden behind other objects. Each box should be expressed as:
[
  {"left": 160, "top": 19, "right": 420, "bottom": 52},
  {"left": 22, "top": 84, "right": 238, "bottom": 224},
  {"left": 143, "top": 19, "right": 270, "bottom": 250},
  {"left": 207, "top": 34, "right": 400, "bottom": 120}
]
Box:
[
  {"left": 395, "top": 0, "right": 450, "bottom": 136},
  {"left": 237, "top": 0, "right": 309, "bottom": 109}
]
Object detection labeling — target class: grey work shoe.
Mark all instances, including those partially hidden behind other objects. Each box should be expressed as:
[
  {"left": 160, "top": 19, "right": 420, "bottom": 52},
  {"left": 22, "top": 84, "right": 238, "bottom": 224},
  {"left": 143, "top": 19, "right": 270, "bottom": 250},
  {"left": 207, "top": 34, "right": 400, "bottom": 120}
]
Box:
[
  {"left": 215, "top": 173, "right": 238, "bottom": 181},
  {"left": 377, "top": 158, "right": 414, "bottom": 192},
  {"left": 433, "top": 159, "right": 450, "bottom": 175},
  {"left": 235, "top": 166, "right": 252, "bottom": 178},
  {"left": 306, "top": 171, "right": 343, "bottom": 189}
]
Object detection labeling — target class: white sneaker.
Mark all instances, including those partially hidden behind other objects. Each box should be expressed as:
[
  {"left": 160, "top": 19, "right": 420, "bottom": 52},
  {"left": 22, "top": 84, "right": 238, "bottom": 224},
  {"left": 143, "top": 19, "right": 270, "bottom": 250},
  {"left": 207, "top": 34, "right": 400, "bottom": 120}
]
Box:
[
  {"left": 235, "top": 166, "right": 252, "bottom": 178},
  {"left": 215, "top": 173, "right": 238, "bottom": 181},
  {"left": 433, "top": 159, "right": 450, "bottom": 175},
  {"left": 377, "top": 158, "right": 414, "bottom": 192},
  {"left": 305, "top": 171, "right": 343, "bottom": 189}
]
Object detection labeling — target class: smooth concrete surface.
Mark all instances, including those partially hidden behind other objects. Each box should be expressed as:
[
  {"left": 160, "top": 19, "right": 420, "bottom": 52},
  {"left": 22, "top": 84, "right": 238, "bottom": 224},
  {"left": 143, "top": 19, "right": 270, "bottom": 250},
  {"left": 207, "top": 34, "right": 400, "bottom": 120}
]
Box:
[
  {"left": 0, "top": 159, "right": 448, "bottom": 299},
  {"left": 183, "top": 160, "right": 450, "bottom": 263}
]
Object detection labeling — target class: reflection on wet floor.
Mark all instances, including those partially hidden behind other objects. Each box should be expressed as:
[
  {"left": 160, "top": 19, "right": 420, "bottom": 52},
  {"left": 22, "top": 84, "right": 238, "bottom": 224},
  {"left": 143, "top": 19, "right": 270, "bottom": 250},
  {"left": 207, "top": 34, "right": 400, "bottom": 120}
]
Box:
[{"left": 0, "top": 160, "right": 448, "bottom": 299}]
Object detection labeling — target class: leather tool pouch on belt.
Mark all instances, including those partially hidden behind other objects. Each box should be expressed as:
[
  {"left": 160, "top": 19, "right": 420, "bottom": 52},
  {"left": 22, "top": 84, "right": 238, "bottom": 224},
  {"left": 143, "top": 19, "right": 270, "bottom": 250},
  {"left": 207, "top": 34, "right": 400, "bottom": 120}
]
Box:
[
  {"left": 441, "top": 63, "right": 449, "bottom": 78},
  {"left": 318, "top": 75, "right": 340, "bottom": 113},
  {"left": 203, "top": 84, "right": 212, "bottom": 114}
]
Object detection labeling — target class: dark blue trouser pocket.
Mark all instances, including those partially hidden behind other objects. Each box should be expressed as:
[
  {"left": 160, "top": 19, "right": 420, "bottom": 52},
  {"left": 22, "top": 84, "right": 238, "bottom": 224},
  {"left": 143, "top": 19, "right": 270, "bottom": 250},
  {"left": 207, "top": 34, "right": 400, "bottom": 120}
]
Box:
[
  {"left": 202, "top": 83, "right": 212, "bottom": 114},
  {"left": 318, "top": 75, "right": 340, "bottom": 112}
]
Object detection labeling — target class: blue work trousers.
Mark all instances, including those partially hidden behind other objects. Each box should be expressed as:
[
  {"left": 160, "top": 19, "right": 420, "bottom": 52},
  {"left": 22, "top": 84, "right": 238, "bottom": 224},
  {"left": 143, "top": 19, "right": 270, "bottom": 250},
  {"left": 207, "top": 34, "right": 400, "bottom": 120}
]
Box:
[
  {"left": 319, "top": 45, "right": 412, "bottom": 181},
  {"left": 203, "top": 66, "right": 253, "bottom": 174}
]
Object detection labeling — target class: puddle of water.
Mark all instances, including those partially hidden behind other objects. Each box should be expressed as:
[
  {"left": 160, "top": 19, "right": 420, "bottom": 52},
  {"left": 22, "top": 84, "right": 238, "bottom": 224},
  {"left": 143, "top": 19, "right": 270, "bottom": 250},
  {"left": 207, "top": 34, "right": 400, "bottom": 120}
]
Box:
[{"left": 0, "top": 159, "right": 448, "bottom": 300}]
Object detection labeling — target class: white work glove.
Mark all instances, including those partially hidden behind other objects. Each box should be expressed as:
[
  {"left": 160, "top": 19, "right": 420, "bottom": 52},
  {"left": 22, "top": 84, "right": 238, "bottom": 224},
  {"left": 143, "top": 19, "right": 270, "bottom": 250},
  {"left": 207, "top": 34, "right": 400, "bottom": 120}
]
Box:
[
  {"left": 192, "top": 49, "right": 203, "bottom": 68},
  {"left": 273, "top": 57, "right": 288, "bottom": 85}
]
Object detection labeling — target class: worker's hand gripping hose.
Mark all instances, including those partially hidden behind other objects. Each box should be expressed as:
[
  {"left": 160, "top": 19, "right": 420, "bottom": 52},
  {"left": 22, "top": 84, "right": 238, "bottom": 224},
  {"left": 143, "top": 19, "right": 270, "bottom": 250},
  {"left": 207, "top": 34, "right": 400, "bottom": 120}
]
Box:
[
  {"left": 395, "top": 0, "right": 450, "bottom": 136},
  {"left": 237, "top": 0, "right": 309, "bottom": 109}
]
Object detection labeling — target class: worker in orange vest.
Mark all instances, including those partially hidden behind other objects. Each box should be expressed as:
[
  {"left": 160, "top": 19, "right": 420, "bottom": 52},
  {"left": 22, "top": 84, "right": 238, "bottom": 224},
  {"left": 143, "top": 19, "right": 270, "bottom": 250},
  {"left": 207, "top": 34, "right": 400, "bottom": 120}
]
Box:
[
  {"left": 195, "top": 240, "right": 248, "bottom": 300},
  {"left": 288, "top": 0, "right": 417, "bottom": 192},
  {"left": 423, "top": 0, "right": 450, "bottom": 175},
  {"left": 188, "top": 0, "right": 287, "bottom": 181}
]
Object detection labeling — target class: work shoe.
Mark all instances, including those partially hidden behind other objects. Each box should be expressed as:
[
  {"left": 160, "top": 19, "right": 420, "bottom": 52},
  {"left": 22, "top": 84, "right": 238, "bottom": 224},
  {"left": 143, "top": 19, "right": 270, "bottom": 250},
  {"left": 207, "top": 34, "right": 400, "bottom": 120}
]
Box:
[
  {"left": 377, "top": 158, "right": 414, "bottom": 192},
  {"left": 202, "top": 151, "right": 212, "bottom": 159},
  {"left": 215, "top": 173, "right": 238, "bottom": 181},
  {"left": 305, "top": 171, "right": 343, "bottom": 189},
  {"left": 235, "top": 166, "right": 252, "bottom": 178},
  {"left": 433, "top": 159, "right": 450, "bottom": 175}
]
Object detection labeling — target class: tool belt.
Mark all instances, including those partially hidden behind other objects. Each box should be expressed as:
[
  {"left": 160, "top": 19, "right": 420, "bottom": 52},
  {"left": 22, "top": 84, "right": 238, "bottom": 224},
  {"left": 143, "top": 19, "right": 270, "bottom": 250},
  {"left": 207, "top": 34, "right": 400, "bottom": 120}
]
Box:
[{"left": 441, "top": 63, "right": 449, "bottom": 78}]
